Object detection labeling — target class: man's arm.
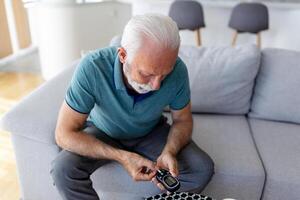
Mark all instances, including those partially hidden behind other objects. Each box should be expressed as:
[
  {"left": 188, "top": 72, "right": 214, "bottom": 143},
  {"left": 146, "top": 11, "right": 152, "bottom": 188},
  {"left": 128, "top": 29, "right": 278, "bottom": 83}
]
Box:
[
  {"left": 153, "top": 102, "right": 193, "bottom": 190},
  {"left": 55, "top": 100, "right": 125, "bottom": 162},
  {"left": 55, "top": 101, "right": 156, "bottom": 181},
  {"left": 163, "top": 102, "right": 193, "bottom": 156}
]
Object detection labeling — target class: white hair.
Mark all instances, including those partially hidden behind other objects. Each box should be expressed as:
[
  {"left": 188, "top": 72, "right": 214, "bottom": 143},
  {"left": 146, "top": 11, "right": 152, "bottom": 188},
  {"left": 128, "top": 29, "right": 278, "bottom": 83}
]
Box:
[{"left": 121, "top": 13, "right": 181, "bottom": 63}]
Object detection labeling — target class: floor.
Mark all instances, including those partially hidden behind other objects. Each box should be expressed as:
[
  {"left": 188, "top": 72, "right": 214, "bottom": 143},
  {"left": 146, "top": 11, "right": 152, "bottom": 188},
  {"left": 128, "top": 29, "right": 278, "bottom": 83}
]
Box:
[{"left": 0, "top": 51, "right": 44, "bottom": 200}]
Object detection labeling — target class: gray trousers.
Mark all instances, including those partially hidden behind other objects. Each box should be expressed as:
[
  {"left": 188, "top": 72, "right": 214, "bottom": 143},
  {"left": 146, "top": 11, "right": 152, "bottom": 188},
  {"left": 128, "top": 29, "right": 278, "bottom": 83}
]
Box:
[{"left": 50, "top": 116, "right": 214, "bottom": 200}]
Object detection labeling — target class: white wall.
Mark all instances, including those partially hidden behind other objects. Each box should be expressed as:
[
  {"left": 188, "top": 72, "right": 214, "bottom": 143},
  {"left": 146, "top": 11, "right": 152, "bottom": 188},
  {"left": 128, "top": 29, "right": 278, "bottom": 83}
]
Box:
[{"left": 25, "top": 1, "right": 131, "bottom": 80}]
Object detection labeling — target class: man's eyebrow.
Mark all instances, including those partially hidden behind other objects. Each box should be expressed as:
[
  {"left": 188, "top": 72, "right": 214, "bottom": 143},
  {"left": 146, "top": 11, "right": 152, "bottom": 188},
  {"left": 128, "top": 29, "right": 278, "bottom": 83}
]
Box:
[
  {"left": 139, "top": 68, "right": 155, "bottom": 75},
  {"left": 139, "top": 65, "right": 174, "bottom": 76},
  {"left": 141, "top": 71, "right": 170, "bottom": 76},
  {"left": 139, "top": 70, "right": 152, "bottom": 76}
]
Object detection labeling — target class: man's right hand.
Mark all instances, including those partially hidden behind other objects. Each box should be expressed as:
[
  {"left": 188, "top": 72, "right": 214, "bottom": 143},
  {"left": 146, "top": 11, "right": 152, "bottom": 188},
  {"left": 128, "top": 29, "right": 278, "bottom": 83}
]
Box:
[{"left": 120, "top": 152, "right": 157, "bottom": 181}]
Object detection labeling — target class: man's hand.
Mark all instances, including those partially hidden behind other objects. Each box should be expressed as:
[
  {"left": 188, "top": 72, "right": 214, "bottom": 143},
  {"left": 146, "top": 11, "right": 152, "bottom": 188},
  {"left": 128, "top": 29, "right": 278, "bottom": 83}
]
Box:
[
  {"left": 120, "top": 152, "right": 157, "bottom": 181},
  {"left": 152, "top": 151, "right": 179, "bottom": 191}
]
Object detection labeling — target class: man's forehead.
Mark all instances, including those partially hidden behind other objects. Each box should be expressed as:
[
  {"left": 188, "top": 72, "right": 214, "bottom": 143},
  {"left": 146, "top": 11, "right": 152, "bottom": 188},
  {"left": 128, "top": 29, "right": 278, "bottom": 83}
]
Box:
[{"left": 131, "top": 42, "right": 178, "bottom": 74}]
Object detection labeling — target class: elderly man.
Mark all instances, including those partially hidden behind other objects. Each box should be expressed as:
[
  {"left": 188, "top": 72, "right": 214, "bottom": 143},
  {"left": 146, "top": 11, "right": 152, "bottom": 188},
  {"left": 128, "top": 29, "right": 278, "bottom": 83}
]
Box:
[{"left": 50, "top": 14, "right": 214, "bottom": 200}]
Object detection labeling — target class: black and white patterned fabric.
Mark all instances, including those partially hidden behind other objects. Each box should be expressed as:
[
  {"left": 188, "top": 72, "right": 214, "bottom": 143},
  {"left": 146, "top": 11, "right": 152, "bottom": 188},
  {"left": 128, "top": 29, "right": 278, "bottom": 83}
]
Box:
[{"left": 145, "top": 192, "right": 214, "bottom": 200}]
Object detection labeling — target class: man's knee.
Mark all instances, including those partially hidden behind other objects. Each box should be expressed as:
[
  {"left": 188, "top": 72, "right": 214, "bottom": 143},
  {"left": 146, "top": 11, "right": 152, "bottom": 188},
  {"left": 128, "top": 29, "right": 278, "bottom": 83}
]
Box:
[
  {"left": 189, "top": 154, "right": 215, "bottom": 191},
  {"left": 202, "top": 153, "right": 215, "bottom": 175},
  {"left": 50, "top": 151, "right": 82, "bottom": 186},
  {"left": 50, "top": 155, "right": 67, "bottom": 185},
  {"left": 192, "top": 148, "right": 215, "bottom": 178},
  {"left": 194, "top": 162, "right": 214, "bottom": 182},
  {"left": 181, "top": 142, "right": 215, "bottom": 172},
  {"left": 179, "top": 143, "right": 215, "bottom": 191}
]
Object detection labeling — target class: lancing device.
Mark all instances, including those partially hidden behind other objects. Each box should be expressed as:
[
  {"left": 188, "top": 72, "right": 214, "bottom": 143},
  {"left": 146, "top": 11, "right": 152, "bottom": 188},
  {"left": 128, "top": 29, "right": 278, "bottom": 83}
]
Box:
[{"left": 155, "top": 169, "right": 180, "bottom": 192}]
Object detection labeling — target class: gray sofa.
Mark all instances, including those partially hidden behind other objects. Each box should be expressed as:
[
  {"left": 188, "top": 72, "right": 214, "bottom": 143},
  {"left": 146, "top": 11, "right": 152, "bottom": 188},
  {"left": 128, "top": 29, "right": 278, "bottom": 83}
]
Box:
[{"left": 1, "top": 44, "right": 300, "bottom": 200}]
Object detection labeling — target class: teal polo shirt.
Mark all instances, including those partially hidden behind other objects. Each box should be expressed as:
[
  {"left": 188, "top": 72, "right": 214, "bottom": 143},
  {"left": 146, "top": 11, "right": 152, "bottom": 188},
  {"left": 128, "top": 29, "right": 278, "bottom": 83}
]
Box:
[{"left": 65, "top": 46, "right": 190, "bottom": 139}]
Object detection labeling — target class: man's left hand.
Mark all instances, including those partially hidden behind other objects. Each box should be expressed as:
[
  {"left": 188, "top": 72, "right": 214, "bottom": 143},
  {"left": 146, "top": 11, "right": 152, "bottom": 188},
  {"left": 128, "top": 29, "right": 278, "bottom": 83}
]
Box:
[{"left": 152, "top": 151, "right": 179, "bottom": 191}]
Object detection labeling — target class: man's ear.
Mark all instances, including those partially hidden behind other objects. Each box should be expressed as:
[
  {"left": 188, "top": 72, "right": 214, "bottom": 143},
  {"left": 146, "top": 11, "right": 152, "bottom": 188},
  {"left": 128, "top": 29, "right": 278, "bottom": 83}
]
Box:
[{"left": 117, "top": 47, "right": 127, "bottom": 64}]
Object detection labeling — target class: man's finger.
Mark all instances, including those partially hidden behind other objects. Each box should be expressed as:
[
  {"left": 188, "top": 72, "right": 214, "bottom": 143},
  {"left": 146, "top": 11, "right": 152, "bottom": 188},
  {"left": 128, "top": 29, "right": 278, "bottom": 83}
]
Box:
[
  {"left": 151, "top": 177, "right": 165, "bottom": 191},
  {"left": 136, "top": 172, "right": 154, "bottom": 181},
  {"left": 142, "top": 159, "right": 156, "bottom": 171},
  {"left": 169, "top": 161, "right": 179, "bottom": 177},
  {"left": 148, "top": 170, "right": 157, "bottom": 179},
  {"left": 156, "top": 183, "right": 165, "bottom": 191},
  {"left": 152, "top": 178, "right": 165, "bottom": 190},
  {"left": 170, "top": 168, "right": 178, "bottom": 177},
  {"left": 151, "top": 177, "right": 156, "bottom": 182},
  {"left": 141, "top": 166, "right": 155, "bottom": 175}
]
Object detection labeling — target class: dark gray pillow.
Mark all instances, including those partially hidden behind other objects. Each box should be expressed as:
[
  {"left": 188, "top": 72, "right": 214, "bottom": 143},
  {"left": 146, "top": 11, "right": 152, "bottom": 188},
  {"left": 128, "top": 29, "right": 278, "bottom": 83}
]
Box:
[
  {"left": 249, "top": 48, "right": 300, "bottom": 124},
  {"left": 179, "top": 45, "right": 261, "bottom": 114}
]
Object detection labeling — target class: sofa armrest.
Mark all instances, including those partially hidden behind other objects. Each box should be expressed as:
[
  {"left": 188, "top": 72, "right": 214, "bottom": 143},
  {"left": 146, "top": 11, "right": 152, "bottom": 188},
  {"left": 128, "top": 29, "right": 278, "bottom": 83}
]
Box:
[{"left": 0, "top": 60, "right": 79, "bottom": 145}]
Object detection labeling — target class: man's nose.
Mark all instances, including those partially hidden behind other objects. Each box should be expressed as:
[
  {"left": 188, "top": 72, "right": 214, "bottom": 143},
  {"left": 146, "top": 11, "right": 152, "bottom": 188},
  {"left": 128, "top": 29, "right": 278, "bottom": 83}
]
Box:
[{"left": 151, "top": 77, "right": 161, "bottom": 90}]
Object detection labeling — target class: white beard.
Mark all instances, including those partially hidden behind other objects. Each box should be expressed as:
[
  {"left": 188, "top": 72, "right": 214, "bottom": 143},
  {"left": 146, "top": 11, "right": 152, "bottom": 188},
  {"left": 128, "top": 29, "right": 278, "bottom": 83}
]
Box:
[{"left": 123, "top": 63, "right": 154, "bottom": 94}]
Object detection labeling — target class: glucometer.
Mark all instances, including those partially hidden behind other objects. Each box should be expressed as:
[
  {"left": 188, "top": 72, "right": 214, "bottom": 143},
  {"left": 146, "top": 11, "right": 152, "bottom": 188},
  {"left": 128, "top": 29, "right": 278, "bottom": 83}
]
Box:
[{"left": 155, "top": 169, "right": 180, "bottom": 192}]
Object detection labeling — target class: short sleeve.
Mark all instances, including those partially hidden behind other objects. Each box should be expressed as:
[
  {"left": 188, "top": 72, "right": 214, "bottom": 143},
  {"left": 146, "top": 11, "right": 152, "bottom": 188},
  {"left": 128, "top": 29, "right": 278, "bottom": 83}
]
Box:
[
  {"left": 65, "top": 57, "right": 96, "bottom": 114},
  {"left": 169, "top": 61, "right": 191, "bottom": 110}
]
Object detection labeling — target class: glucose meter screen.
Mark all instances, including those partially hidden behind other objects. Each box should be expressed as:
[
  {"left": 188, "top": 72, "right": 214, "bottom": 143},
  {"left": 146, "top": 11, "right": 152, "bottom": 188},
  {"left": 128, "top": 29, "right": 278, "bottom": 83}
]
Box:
[{"left": 165, "top": 176, "right": 177, "bottom": 186}]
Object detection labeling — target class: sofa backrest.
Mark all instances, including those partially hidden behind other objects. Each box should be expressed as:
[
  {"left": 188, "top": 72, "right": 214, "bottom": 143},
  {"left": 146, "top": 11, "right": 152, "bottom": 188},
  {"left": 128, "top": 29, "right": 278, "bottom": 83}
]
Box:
[
  {"left": 248, "top": 48, "right": 300, "bottom": 125},
  {"left": 81, "top": 40, "right": 300, "bottom": 124},
  {"left": 179, "top": 45, "right": 261, "bottom": 115}
]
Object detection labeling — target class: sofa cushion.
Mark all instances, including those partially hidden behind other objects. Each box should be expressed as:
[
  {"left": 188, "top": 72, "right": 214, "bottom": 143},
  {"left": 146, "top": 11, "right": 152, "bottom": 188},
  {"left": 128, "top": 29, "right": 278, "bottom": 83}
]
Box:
[
  {"left": 179, "top": 45, "right": 261, "bottom": 114},
  {"left": 249, "top": 119, "right": 300, "bottom": 200},
  {"left": 91, "top": 113, "right": 265, "bottom": 200},
  {"left": 249, "top": 48, "right": 300, "bottom": 124},
  {"left": 190, "top": 114, "right": 265, "bottom": 200}
]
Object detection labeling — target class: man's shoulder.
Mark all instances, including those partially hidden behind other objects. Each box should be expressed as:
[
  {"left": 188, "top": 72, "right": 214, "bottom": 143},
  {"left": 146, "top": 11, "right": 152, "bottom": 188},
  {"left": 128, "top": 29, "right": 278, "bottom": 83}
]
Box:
[
  {"left": 169, "top": 57, "right": 189, "bottom": 81},
  {"left": 78, "top": 46, "right": 118, "bottom": 75},
  {"left": 160, "top": 57, "right": 189, "bottom": 92},
  {"left": 88, "top": 46, "right": 118, "bottom": 61}
]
